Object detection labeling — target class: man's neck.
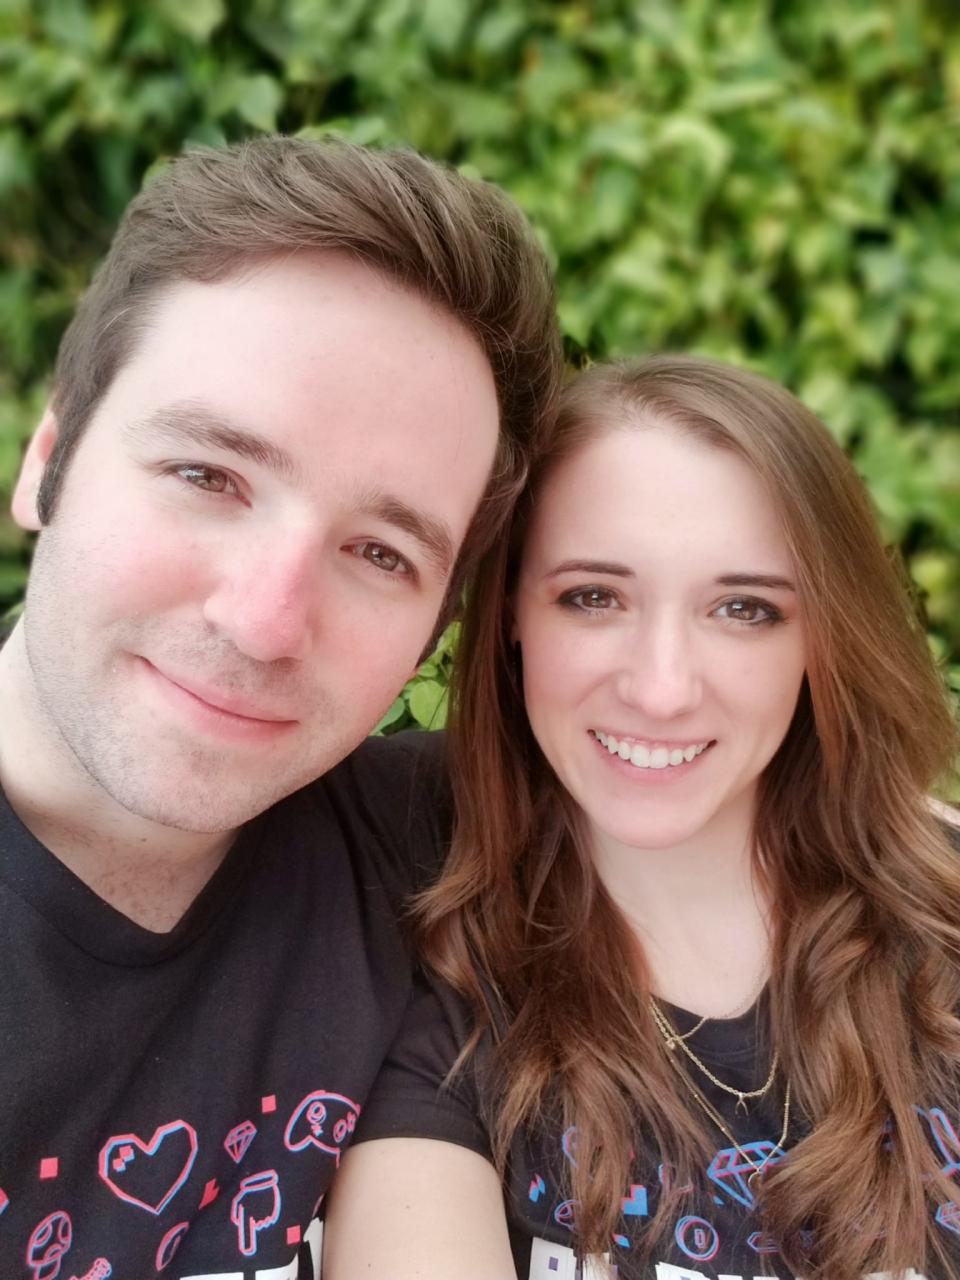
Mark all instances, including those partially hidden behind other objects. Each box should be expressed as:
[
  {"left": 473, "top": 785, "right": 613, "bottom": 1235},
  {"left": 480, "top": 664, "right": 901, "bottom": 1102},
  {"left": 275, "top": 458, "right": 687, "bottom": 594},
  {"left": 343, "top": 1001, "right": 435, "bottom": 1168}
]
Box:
[{"left": 0, "top": 621, "right": 234, "bottom": 931}]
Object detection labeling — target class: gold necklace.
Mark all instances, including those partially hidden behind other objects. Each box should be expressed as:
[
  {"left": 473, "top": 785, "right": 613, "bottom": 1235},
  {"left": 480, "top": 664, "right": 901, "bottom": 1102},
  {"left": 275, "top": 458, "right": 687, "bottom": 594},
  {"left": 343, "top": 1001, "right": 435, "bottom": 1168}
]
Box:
[
  {"left": 659, "top": 1039, "right": 792, "bottom": 1192},
  {"left": 651, "top": 998, "right": 779, "bottom": 1115},
  {"left": 649, "top": 970, "right": 768, "bottom": 1049},
  {"left": 659, "top": 1011, "right": 709, "bottom": 1045}
]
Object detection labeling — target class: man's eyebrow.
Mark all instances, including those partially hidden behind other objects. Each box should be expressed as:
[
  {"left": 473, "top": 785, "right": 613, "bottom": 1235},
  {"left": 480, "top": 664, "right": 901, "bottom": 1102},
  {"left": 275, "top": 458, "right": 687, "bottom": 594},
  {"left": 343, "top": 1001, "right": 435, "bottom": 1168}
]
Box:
[
  {"left": 129, "top": 401, "right": 301, "bottom": 482},
  {"left": 356, "top": 492, "right": 455, "bottom": 578},
  {"left": 546, "top": 559, "right": 635, "bottom": 579},
  {"left": 715, "top": 573, "right": 796, "bottom": 591},
  {"left": 133, "top": 401, "right": 456, "bottom": 577}
]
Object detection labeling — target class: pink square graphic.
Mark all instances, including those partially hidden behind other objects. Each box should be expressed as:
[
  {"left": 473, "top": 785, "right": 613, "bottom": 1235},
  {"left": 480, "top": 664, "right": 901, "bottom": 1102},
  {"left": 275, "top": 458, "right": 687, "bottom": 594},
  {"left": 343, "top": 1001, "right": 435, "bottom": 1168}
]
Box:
[
  {"left": 261, "top": 1094, "right": 277, "bottom": 1114},
  {"left": 286, "top": 1225, "right": 302, "bottom": 1245},
  {"left": 39, "top": 1157, "right": 59, "bottom": 1180}
]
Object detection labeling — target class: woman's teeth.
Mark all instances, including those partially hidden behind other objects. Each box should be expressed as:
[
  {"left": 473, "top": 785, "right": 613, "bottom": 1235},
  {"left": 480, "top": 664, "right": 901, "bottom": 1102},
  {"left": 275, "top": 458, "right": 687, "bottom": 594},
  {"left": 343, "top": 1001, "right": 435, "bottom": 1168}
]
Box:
[{"left": 593, "top": 730, "right": 709, "bottom": 770}]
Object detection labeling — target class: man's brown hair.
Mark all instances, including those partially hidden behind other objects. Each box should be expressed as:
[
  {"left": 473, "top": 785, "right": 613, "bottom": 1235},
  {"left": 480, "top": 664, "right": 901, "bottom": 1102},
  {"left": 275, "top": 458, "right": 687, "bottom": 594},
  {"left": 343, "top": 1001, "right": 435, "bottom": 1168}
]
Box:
[{"left": 41, "top": 136, "right": 562, "bottom": 596}]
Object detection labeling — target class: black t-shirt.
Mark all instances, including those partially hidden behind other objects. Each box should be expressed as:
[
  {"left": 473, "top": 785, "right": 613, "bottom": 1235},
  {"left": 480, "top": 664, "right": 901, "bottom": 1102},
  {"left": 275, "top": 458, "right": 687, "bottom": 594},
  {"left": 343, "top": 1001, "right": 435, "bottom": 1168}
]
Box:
[
  {"left": 0, "top": 730, "right": 446, "bottom": 1280},
  {"left": 358, "top": 911, "right": 960, "bottom": 1278}
]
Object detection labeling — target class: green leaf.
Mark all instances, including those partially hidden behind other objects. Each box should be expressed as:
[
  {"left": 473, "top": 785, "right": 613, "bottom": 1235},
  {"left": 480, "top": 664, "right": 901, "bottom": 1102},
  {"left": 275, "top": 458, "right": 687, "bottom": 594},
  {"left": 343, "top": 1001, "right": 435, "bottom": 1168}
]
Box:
[
  {"left": 232, "top": 73, "right": 283, "bottom": 133},
  {"left": 0, "top": 559, "right": 26, "bottom": 598},
  {"left": 41, "top": 0, "right": 97, "bottom": 51},
  {"left": 407, "top": 678, "right": 449, "bottom": 730},
  {"left": 154, "top": 0, "right": 226, "bottom": 43},
  {"left": 372, "top": 697, "right": 409, "bottom": 736},
  {"left": 474, "top": 8, "right": 526, "bottom": 57},
  {"left": 420, "top": 0, "right": 471, "bottom": 56},
  {"left": 654, "top": 116, "right": 731, "bottom": 183}
]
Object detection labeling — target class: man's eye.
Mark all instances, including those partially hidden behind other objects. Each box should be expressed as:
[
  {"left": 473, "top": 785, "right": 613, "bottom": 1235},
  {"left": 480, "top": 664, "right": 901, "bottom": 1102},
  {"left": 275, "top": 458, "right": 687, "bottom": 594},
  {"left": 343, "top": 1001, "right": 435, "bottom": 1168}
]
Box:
[
  {"left": 559, "top": 587, "right": 620, "bottom": 613},
  {"left": 713, "top": 597, "right": 782, "bottom": 626},
  {"left": 176, "top": 465, "right": 238, "bottom": 496},
  {"left": 354, "top": 541, "right": 412, "bottom": 576}
]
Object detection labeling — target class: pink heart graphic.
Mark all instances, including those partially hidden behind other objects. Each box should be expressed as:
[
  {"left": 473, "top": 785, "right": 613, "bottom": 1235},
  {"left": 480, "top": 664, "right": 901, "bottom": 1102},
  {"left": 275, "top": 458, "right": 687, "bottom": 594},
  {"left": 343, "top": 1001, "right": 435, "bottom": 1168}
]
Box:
[{"left": 98, "top": 1121, "right": 198, "bottom": 1215}]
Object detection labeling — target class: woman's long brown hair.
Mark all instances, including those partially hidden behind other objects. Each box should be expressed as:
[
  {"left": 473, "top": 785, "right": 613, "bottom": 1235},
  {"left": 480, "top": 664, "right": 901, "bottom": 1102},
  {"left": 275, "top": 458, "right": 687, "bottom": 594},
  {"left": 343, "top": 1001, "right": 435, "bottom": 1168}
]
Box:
[{"left": 417, "top": 356, "right": 960, "bottom": 1279}]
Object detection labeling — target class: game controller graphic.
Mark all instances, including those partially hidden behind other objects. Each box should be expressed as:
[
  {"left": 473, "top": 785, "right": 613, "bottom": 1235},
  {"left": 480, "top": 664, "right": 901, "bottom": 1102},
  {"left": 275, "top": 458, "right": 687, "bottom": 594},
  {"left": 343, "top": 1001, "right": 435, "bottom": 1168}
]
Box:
[{"left": 283, "top": 1090, "right": 361, "bottom": 1164}]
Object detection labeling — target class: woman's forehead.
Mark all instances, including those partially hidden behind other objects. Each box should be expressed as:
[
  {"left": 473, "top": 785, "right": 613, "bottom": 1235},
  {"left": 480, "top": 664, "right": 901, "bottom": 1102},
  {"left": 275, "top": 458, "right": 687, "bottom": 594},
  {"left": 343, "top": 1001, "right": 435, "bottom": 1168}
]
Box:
[{"left": 521, "top": 425, "right": 794, "bottom": 584}]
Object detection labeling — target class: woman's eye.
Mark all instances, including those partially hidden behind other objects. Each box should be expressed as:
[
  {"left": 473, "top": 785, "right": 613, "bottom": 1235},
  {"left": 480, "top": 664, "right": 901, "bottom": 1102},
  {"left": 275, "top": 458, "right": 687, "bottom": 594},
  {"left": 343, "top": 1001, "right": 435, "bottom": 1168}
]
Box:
[
  {"left": 714, "top": 597, "right": 781, "bottom": 626},
  {"left": 560, "top": 586, "right": 620, "bottom": 613},
  {"left": 176, "top": 464, "right": 238, "bottom": 496},
  {"left": 354, "top": 541, "right": 412, "bottom": 576}
]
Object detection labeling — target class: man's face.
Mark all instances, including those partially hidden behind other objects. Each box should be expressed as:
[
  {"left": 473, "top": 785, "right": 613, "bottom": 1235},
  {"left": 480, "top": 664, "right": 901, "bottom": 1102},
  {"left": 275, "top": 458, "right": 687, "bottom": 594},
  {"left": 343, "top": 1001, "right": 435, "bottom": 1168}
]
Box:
[{"left": 13, "top": 253, "right": 499, "bottom": 833}]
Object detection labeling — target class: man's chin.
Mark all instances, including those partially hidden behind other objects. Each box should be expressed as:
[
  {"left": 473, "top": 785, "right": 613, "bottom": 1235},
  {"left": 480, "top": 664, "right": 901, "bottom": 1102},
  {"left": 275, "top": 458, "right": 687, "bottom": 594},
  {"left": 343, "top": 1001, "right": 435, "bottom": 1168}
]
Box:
[
  {"left": 100, "top": 774, "right": 300, "bottom": 836},
  {"left": 70, "top": 724, "right": 352, "bottom": 834}
]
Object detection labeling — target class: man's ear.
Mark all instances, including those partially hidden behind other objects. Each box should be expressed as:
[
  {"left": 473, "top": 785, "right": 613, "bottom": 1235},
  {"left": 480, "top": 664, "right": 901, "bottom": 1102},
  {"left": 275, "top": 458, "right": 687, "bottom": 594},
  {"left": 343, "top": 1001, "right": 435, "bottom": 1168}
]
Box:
[{"left": 11, "top": 408, "right": 58, "bottom": 531}]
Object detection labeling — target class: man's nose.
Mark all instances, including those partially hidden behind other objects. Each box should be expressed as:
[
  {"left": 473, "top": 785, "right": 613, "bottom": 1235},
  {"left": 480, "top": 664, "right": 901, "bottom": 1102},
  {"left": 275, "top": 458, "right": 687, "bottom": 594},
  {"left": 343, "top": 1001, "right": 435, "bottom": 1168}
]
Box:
[
  {"left": 612, "top": 617, "right": 703, "bottom": 721},
  {"left": 202, "top": 541, "right": 315, "bottom": 663}
]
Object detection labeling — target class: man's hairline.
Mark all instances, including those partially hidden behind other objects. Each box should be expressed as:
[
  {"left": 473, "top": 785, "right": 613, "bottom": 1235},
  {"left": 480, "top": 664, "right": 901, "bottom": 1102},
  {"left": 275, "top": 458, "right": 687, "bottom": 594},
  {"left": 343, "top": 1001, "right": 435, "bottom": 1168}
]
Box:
[{"left": 47, "top": 247, "right": 508, "bottom": 543}]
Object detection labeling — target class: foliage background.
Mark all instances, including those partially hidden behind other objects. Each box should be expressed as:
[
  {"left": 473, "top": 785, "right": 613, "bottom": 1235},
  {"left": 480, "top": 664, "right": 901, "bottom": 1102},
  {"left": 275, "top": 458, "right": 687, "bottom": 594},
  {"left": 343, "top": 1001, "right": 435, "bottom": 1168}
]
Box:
[{"left": 1, "top": 0, "right": 958, "bottom": 755}]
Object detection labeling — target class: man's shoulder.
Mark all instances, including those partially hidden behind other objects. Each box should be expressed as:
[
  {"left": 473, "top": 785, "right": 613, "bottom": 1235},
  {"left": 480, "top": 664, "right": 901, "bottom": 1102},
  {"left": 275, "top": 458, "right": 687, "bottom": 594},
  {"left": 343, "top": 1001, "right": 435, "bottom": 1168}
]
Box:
[
  {"left": 297, "top": 727, "right": 448, "bottom": 805},
  {"left": 269, "top": 729, "right": 452, "bottom": 889}
]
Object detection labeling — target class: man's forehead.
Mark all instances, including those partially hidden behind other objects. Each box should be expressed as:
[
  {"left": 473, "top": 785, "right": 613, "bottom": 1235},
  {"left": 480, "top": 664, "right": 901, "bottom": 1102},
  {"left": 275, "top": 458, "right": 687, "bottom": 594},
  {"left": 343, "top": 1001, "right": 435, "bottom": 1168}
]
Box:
[{"left": 147, "top": 249, "right": 473, "bottom": 341}]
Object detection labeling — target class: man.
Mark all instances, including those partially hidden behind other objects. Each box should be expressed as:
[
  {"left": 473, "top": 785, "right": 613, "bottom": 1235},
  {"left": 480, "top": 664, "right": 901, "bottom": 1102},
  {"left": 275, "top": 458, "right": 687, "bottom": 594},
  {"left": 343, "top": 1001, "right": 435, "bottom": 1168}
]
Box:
[{"left": 0, "top": 136, "right": 560, "bottom": 1278}]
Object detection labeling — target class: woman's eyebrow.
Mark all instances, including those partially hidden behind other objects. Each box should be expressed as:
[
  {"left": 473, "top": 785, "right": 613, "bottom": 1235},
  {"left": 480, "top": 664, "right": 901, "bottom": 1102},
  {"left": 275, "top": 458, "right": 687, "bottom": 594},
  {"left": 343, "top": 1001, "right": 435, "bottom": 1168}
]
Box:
[
  {"left": 715, "top": 572, "right": 796, "bottom": 590},
  {"left": 546, "top": 559, "right": 635, "bottom": 579},
  {"left": 542, "top": 564, "right": 796, "bottom": 591}
]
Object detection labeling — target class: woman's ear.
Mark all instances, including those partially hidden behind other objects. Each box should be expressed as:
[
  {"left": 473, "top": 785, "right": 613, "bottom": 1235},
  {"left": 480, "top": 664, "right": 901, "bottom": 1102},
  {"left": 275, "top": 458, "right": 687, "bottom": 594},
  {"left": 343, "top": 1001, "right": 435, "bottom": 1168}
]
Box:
[{"left": 12, "top": 408, "right": 59, "bottom": 531}]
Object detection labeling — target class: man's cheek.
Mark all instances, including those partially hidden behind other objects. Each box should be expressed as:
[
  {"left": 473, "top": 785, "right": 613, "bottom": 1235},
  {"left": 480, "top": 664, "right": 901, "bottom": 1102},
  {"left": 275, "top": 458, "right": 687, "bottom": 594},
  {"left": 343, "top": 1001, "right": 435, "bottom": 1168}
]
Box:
[{"left": 90, "top": 526, "right": 215, "bottom": 621}]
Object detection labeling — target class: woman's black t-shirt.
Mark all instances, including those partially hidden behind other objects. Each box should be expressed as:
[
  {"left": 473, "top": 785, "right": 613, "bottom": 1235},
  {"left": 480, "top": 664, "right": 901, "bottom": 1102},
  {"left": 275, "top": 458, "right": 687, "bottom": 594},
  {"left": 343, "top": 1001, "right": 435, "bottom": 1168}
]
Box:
[{"left": 357, "top": 946, "right": 960, "bottom": 1280}]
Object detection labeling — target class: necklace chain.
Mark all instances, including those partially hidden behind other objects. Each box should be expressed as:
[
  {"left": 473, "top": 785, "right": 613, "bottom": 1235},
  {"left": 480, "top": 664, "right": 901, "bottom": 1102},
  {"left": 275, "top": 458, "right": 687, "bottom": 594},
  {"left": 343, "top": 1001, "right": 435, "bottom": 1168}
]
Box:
[
  {"left": 649, "top": 977, "right": 765, "bottom": 1048},
  {"left": 659, "top": 1037, "right": 792, "bottom": 1188},
  {"left": 650, "top": 998, "right": 779, "bottom": 1114}
]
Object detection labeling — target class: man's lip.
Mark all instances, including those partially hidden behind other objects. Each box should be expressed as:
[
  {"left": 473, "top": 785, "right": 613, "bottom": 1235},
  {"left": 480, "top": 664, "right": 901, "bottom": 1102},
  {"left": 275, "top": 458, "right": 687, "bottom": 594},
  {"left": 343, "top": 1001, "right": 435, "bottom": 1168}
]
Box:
[{"left": 141, "top": 659, "right": 298, "bottom": 724}]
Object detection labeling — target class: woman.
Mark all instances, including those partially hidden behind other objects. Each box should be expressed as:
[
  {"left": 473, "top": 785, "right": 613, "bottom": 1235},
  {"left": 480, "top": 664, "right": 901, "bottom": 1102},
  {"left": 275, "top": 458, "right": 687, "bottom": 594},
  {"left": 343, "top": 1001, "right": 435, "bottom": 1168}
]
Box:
[{"left": 324, "top": 356, "right": 960, "bottom": 1280}]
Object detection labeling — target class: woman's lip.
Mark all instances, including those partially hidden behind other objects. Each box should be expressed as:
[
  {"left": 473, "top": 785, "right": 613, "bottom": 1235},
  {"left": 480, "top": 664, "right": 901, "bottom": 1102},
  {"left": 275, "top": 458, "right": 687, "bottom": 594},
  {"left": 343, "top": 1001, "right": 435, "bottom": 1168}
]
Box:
[
  {"left": 591, "top": 732, "right": 715, "bottom": 778},
  {"left": 590, "top": 729, "right": 714, "bottom": 750},
  {"left": 141, "top": 659, "right": 298, "bottom": 724}
]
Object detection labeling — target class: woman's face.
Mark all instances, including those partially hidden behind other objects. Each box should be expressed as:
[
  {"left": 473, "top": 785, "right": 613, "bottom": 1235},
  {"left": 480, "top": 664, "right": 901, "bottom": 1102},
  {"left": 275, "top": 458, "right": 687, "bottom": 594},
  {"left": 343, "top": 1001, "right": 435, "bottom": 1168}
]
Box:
[{"left": 513, "top": 423, "right": 807, "bottom": 860}]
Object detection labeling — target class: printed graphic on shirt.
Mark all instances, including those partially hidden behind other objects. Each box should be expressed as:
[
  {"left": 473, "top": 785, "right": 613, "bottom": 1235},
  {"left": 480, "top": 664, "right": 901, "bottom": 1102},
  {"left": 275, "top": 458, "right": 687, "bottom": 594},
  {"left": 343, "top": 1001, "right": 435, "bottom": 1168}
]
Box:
[
  {"left": 224, "top": 1122, "right": 258, "bottom": 1166},
  {"left": 284, "top": 1092, "right": 361, "bottom": 1164},
  {"left": 231, "top": 1170, "right": 282, "bottom": 1257},
  {"left": 8, "top": 1086, "right": 355, "bottom": 1280},
  {"left": 526, "top": 1239, "right": 934, "bottom": 1280},
  {"left": 521, "top": 1101, "right": 960, "bottom": 1280},
  {"left": 98, "top": 1120, "right": 199, "bottom": 1215},
  {"left": 67, "top": 1259, "right": 111, "bottom": 1280},
  {"left": 26, "top": 1211, "right": 72, "bottom": 1280},
  {"left": 156, "top": 1222, "right": 190, "bottom": 1273}
]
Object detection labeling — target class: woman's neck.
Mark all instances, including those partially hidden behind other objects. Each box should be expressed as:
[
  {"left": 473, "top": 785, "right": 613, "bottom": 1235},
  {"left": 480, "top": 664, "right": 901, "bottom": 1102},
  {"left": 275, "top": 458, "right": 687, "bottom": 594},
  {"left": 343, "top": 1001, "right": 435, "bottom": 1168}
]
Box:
[{"left": 590, "top": 792, "right": 772, "bottom": 1018}]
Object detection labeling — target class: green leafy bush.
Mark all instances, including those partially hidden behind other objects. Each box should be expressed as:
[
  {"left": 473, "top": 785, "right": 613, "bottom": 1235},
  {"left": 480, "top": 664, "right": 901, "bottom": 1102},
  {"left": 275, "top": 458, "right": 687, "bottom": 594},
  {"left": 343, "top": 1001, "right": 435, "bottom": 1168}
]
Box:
[{"left": 2, "top": 0, "right": 958, "bottom": 764}]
